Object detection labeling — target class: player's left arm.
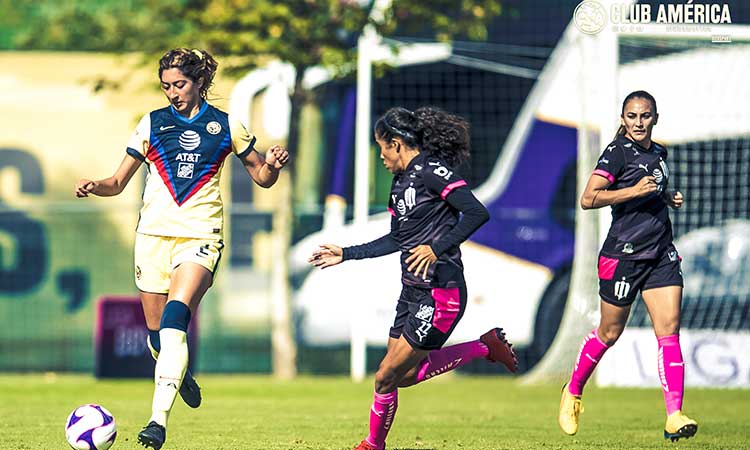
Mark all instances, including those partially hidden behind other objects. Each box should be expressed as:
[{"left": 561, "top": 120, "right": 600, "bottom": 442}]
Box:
[
  {"left": 230, "top": 118, "right": 289, "bottom": 188},
  {"left": 662, "top": 189, "right": 684, "bottom": 209},
  {"left": 406, "top": 166, "right": 490, "bottom": 279},
  {"left": 240, "top": 145, "right": 289, "bottom": 188}
]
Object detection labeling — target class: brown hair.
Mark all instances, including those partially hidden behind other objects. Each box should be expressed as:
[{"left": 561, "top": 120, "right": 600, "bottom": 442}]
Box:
[
  {"left": 158, "top": 48, "right": 218, "bottom": 99},
  {"left": 374, "top": 106, "right": 470, "bottom": 167}
]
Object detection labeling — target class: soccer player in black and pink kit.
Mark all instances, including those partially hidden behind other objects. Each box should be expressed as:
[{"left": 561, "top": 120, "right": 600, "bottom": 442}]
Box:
[
  {"left": 309, "top": 106, "right": 518, "bottom": 450},
  {"left": 558, "top": 91, "right": 698, "bottom": 442}
]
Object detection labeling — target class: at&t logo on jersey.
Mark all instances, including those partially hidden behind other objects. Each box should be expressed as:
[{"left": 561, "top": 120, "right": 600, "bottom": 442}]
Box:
[
  {"left": 396, "top": 199, "right": 406, "bottom": 215},
  {"left": 179, "top": 130, "right": 201, "bottom": 150},
  {"left": 652, "top": 159, "right": 669, "bottom": 192}
]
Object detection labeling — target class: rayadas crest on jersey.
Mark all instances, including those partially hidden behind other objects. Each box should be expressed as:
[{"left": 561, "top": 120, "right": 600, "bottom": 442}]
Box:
[{"left": 404, "top": 186, "right": 416, "bottom": 209}]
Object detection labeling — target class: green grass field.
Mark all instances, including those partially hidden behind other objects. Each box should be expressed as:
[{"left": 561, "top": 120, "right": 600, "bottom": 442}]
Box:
[{"left": 1, "top": 374, "right": 748, "bottom": 450}]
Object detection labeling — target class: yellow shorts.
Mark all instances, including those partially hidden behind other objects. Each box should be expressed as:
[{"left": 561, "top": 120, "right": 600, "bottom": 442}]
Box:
[{"left": 134, "top": 233, "right": 224, "bottom": 294}]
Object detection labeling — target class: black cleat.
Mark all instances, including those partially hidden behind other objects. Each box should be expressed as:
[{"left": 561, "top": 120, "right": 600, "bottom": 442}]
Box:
[
  {"left": 138, "top": 421, "right": 166, "bottom": 450},
  {"left": 179, "top": 369, "right": 202, "bottom": 408}
]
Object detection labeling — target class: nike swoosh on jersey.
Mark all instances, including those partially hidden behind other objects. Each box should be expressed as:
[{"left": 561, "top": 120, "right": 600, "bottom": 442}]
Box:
[{"left": 160, "top": 125, "right": 176, "bottom": 130}]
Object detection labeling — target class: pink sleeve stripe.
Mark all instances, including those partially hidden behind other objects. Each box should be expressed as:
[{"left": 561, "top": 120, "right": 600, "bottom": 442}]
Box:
[
  {"left": 593, "top": 169, "right": 615, "bottom": 183},
  {"left": 440, "top": 180, "right": 468, "bottom": 199},
  {"left": 387, "top": 207, "right": 396, "bottom": 217}
]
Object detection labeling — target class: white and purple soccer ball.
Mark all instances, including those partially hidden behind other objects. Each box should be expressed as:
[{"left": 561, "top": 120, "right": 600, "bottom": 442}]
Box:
[{"left": 65, "top": 404, "right": 117, "bottom": 450}]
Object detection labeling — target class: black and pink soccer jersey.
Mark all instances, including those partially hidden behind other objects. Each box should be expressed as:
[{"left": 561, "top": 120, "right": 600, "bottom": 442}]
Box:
[
  {"left": 388, "top": 153, "right": 474, "bottom": 287},
  {"left": 594, "top": 135, "right": 673, "bottom": 260},
  {"left": 343, "top": 152, "right": 488, "bottom": 287}
]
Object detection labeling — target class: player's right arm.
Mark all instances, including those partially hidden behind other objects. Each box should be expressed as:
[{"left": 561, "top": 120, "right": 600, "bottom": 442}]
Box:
[
  {"left": 75, "top": 113, "right": 149, "bottom": 198},
  {"left": 75, "top": 155, "right": 142, "bottom": 198},
  {"left": 581, "top": 143, "right": 656, "bottom": 209},
  {"left": 581, "top": 174, "right": 656, "bottom": 210},
  {"left": 308, "top": 215, "right": 399, "bottom": 269}
]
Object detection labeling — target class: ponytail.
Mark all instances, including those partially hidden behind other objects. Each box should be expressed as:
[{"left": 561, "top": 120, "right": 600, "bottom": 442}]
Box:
[
  {"left": 613, "top": 124, "right": 627, "bottom": 140},
  {"left": 413, "top": 107, "right": 470, "bottom": 167}
]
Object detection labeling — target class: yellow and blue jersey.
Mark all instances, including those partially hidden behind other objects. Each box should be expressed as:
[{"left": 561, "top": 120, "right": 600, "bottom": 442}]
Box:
[{"left": 126, "top": 102, "right": 255, "bottom": 239}]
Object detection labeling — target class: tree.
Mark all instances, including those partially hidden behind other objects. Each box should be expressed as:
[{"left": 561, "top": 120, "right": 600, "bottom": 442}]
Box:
[
  {"left": 181, "top": 0, "right": 502, "bottom": 184},
  {"left": 19, "top": 0, "right": 502, "bottom": 161}
]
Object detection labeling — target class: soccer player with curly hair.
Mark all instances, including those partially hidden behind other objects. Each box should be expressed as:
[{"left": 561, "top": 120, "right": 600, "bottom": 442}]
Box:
[{"left": 310, "top": 106, "right": 517, "bottom": 450}]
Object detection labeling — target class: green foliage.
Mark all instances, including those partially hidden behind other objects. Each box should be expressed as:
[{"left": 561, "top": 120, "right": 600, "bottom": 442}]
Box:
[
  {"left": 187, "top": 0, "right": 369, "bottom": 76},
  {"left": 381, "top": 0, "right": 503, "bottom": 42},
  {"left": 13, "top": 0, "right": 189, "bottom": 52},
  {"left": 15, "top": 0, "right": 503, "bottom": 79},
  {"left": 1, "top": 374, "right": 749, "bottom": 449}
]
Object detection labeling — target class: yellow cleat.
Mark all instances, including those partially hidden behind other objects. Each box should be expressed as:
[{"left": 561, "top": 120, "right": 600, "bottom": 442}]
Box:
[
  {"left": 664, "top": 410, "right": 698, "bottom": 442},
  {"left": 558, "top": 383, "right": 583, "bottom": 435}
]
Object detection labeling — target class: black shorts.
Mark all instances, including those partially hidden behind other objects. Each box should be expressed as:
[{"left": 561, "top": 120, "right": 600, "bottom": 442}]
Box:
[
  {"left": 389, "top": 284, "right": 467, "bottom": 351},
  {"left": 598, "top": 244, "right": 683, "bottom": 306}
]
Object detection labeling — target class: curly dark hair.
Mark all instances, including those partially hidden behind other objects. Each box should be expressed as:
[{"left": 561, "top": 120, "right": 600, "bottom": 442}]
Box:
[
  {"left": 374, "top": 106, "right": 470, "bottom": 167},
  {"left": 158, "top": 48, "right": 219, "bottom": 99}
]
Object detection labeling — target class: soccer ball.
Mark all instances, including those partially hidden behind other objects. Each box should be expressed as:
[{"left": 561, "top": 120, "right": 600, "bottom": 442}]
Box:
[{"left": 65, "top": 404, "right": 117, "bottom": 450}]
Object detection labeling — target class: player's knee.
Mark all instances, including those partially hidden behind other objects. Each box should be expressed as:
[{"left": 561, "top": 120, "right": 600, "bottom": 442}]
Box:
[
  {"left": 374, "top": 367, "right": 399, "bottom": 394},
  {"left": 598, "top": 324, "right": 624, "bottom": 346},
  {"left": 397, "top": 367, "right": 419, "bottom": 388},
  {"left": 654, "top": 318, "right": 680, "bottom": 337},
  {"left": 160, "top": 300, "right": 192, "bottom": 332}
]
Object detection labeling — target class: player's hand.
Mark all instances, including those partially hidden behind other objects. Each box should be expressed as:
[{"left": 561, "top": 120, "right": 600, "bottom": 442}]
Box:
[
  {"left": 75, "top": 179, "right": 96, "bottom": 198},
  {"left": 265, "top": 145, "right": 289, "bottom": 170},
  {"left": 668, "top": 190, "right": 684, "bottom": 209},
  {"left": 631, "top": 176, "right": 657, "bottom": 198},
  {"left": 406, "top": 245, "right": 437, "bottom": 280},
  {"left": 308, "top": 244, "right": 343, "bottom": 269}
]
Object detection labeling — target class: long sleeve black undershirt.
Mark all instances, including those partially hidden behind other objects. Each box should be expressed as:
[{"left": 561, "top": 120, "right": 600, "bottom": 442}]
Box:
[
  {"left": 342, "top": 186, "right": 489, "bottom": 260},
  {"left": 430, "top": 186, "right": 489, "bottom": 256},
  {"left": 341, "top": 215, "right": 399, "bottom": 261}
]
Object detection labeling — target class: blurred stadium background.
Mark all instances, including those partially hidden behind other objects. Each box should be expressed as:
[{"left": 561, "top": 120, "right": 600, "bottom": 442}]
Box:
[{"left": 1, "top": 0, "right": 749, "bottom": 432}]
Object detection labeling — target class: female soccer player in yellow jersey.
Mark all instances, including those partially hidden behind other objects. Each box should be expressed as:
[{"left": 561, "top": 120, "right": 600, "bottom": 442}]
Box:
[{"left": 74, "top": 48, "right": 289, "bottom": 450}]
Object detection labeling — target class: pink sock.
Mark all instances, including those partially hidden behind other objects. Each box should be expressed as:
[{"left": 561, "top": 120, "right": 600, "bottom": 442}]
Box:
[
  {"left": 658, "top": 334, "right": 684, "bottom": 415},
  {"left": 568, "top": 328, "right": 610, "bottom": 396},
  {"left": 366, "top": 390, "right": 398, "bottom": 450},
  {"left": 414, "top": 341, "right": 489, "bottom": 383}
]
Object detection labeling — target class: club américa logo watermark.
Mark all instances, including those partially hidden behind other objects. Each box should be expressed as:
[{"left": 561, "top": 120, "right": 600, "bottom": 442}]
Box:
[{"left": 574, "top": 0, "right": 732, "bottom": 41}]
